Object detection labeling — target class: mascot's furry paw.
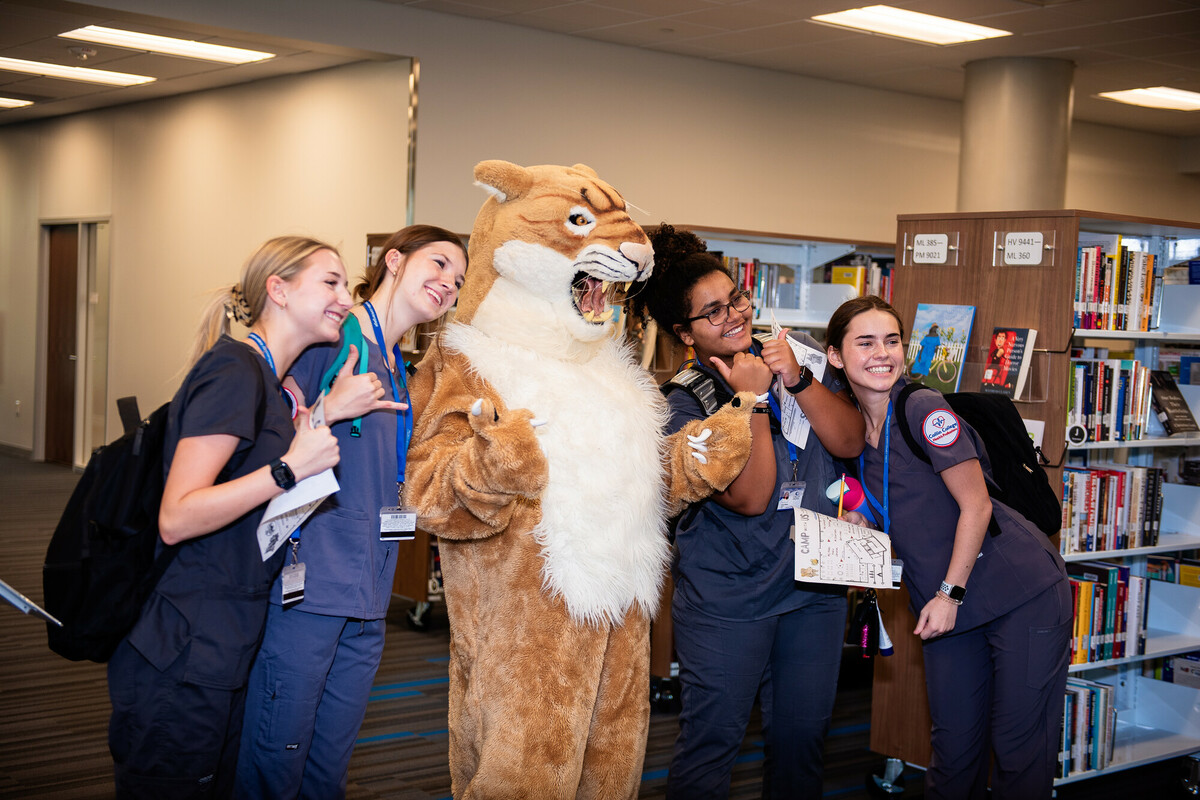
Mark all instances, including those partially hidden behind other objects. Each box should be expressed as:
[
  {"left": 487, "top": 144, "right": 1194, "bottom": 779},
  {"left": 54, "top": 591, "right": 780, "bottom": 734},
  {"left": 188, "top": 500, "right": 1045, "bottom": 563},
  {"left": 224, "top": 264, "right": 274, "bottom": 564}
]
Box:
[
  {"left": 664, "top": 390, "right": 756, "bottom": 513},
  {"left": 463, "top": 397, "right": 548, "bottom": 500}
]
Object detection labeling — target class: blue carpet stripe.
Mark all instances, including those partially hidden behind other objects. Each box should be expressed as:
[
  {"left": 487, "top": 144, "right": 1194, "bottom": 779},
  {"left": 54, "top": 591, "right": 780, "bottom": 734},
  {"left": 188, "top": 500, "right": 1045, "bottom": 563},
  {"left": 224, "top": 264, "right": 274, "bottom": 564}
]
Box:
[{"left": 370, "top": 676, "right": 449, "bottom": 692}]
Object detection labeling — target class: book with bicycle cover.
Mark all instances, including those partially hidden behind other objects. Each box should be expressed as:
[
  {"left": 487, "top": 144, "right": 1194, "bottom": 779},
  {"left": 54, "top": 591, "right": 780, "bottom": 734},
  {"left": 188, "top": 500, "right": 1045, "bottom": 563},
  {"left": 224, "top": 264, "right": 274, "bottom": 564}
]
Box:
[
  {"left": 906, "top": 303, "right": 975, "bottom": 393},
  {"left": 792, "top": 508, "right": 893, "bottom": 590}
]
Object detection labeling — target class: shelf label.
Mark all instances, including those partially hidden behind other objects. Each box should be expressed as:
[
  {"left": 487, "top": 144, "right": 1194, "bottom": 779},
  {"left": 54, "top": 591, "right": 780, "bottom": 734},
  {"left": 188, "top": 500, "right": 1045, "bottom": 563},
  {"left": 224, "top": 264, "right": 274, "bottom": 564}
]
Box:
[
  {"left": 1003, "top": 232, "right": 1043, "bottom": 265},
  {"left": 912, "top": 234, "right": 949, "bottom": 264}
]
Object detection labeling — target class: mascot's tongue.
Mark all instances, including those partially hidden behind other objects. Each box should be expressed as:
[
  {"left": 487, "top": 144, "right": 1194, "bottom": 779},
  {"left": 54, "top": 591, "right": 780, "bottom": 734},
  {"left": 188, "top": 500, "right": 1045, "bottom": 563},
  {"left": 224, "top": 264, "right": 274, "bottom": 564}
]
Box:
[{"left": 579, "top": 276, "right": 606, "bottom": 315}]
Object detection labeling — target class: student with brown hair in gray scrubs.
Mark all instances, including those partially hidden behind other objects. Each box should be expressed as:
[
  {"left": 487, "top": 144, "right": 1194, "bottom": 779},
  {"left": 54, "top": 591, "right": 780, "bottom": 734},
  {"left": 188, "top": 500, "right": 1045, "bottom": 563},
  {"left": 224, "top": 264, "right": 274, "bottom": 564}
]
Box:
[{"left": 825, "top": 295, "right": 1071, "bottom": 800}]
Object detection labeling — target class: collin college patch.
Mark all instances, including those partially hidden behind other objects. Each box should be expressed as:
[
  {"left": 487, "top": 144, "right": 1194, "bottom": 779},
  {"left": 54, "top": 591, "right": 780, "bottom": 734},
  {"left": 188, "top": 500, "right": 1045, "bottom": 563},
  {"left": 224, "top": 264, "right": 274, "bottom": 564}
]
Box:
[{"left": 922, "top": 409, "right": 959, "bottom": 447}]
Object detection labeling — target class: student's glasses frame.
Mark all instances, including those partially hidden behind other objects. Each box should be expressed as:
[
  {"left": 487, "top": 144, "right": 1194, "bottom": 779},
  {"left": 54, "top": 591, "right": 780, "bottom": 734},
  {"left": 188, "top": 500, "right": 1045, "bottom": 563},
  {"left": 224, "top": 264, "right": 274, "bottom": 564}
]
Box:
[{"left": 684, "top": 288, "right": 753, "bottom": 326}]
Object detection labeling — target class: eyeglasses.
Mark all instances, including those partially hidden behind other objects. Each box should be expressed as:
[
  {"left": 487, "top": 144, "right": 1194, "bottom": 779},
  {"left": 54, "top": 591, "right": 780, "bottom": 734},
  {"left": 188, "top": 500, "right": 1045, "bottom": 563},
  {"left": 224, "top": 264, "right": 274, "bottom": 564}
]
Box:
[{"left": 684, "top": 289, "right": 753, "bottom": 326}]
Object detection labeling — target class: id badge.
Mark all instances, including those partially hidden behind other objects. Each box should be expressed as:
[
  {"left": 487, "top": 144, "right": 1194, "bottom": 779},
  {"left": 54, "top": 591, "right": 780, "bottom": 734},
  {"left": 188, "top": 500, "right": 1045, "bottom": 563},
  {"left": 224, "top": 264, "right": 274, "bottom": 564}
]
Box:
[
  {"left": 380, "top": 506, "right": 417, "bottom": 541},
  {"left": 777, "top": 481, "right": 806, "bottom": 511},
  {"left": 891, "top": 559, "right": 904, "bottom": 589},
  {"left": 281, "top": 562, "right": 306, "bottom": 609}
]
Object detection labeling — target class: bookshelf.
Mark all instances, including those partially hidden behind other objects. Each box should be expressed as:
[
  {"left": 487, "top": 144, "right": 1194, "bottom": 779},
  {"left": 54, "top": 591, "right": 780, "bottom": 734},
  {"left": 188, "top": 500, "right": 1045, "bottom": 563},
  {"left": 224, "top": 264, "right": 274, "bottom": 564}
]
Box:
[{"left": 870, "top": 209, "right": 1200, "bottom": 785}]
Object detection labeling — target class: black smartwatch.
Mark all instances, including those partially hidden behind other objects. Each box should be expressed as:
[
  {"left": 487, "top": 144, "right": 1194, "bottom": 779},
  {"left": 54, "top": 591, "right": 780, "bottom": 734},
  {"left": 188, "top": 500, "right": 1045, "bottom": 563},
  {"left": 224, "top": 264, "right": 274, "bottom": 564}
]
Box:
[
  {"left": 270, "top": 458, "right": 296, "bottom": 491},
  {"left": 939, "top": 581, "right": 966, "bottom": 605},
  {"left": 784, "top": 365, "right": 814, "bottom": 394}
]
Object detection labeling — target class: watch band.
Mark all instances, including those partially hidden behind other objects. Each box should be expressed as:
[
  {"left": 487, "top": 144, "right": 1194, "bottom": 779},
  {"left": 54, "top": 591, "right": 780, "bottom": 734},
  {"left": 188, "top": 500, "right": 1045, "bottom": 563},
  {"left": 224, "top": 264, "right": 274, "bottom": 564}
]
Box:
[
  {"left": 939, "top": 580, "right": 966, "bottom": 604},
  {"left": 270, "top": 458, "right": 296, "bottom": 491},
  {"left": 785, "top": 365, "right": 814, "bottom": 394}
]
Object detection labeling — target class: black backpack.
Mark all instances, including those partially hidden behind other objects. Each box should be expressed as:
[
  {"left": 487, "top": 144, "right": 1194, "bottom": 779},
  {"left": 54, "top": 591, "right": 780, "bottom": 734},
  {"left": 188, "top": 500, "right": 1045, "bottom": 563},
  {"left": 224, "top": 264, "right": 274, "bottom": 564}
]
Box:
[
  {"left": 43, "top": 398, "right": 176, "bottom": 662},
  {"left": 894, "top": 383, "right": 1061, "bottom": 537}
]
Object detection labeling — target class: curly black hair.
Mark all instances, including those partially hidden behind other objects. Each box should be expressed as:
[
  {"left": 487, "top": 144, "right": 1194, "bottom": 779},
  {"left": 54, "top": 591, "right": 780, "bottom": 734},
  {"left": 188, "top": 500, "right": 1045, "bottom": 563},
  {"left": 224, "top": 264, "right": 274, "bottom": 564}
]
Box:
[{"left": 631, "top": 223, "right": 729, "bottom": 344}]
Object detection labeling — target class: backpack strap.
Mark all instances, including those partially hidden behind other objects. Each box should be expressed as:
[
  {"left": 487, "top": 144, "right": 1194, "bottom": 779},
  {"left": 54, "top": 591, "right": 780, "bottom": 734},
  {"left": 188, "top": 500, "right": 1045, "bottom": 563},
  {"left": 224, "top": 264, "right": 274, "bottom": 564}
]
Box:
[
  {"left": 894, "top": 382, "right": 934, "bottom": 465},
  {"left": 317, "top": 313, "right": 370, "bottom": 438},
  {"left": 661, "top": 366, "right": 723, "bottom": 417},
  {"left": 893, "top": 382, "right": 1002, "bottom": 537}
]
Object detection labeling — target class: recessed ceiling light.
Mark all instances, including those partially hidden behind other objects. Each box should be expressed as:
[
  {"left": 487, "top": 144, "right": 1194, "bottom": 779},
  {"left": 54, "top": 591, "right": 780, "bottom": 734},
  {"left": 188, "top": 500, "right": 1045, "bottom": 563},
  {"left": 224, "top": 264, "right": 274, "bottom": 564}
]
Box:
[
  {"left": 0, "top": 97, "right": 34, "bottom": 109},
  {"left": 60, "top": 25, "right": 274, "bottom": 65},
  {"left": 811, "top": 5, "right": 1011, "bottom": 45},
  {"left": 0, "top": 56, "right": 154, "bottom": 86},
  {"left": 1097, "top": 87, "right": 1200, "bottom": 111}
]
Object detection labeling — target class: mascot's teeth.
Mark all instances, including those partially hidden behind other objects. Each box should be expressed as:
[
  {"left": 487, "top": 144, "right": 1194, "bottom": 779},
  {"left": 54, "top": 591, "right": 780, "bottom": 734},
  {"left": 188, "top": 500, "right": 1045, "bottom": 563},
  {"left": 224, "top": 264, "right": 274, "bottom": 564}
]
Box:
[
  {"left": 601, "top": 280, "right": 611, "bottom": 293},
  {"left": 622, "top": 281, "right": 631, "bottom": 291}
]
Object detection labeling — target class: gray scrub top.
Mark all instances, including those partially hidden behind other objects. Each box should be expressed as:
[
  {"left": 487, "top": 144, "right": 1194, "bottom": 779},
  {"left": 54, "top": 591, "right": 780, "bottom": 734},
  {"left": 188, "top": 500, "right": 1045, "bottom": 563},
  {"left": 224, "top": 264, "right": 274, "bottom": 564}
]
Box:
[
  {"left": 666, "top": 333, "right": 845, "bottom": 621},
  {"left": 860, "top": 379, "right": 1066, "bottom": 632}
]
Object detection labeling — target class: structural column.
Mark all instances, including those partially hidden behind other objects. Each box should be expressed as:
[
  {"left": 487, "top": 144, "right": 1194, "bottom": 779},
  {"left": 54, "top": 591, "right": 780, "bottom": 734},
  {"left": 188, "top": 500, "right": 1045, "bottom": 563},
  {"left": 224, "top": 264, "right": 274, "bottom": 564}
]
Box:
[{"left": 957, "top": 57, "right": 1075, "bottom": 211}]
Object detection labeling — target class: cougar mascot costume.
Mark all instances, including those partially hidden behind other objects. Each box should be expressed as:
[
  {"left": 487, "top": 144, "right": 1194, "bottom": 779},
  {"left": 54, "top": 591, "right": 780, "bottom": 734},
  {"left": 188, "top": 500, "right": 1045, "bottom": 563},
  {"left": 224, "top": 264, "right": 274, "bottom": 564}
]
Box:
[{"left": 406, "top": 161, "right": 756, "bottom": 799}]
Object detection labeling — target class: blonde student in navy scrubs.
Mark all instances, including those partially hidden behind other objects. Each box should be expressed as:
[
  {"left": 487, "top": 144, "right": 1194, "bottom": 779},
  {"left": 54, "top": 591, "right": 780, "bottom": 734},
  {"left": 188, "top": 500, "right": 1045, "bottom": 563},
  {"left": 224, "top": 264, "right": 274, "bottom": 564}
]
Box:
[
  {"left": 237, "top": 225, "right": 466, "bottom": 799},
  {"left": 825, "top": 295, "right": 1071, "bottom": 800},
  {"left": 108, "top": 237, "right": 346, "bottom": 798}
]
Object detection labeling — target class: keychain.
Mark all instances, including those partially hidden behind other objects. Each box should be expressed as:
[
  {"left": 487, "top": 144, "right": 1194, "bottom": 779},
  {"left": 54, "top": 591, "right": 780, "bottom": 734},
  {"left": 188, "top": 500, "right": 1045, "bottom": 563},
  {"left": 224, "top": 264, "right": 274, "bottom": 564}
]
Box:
[{"left": 281, "top": 536, "right": 305, "bottom": 609}]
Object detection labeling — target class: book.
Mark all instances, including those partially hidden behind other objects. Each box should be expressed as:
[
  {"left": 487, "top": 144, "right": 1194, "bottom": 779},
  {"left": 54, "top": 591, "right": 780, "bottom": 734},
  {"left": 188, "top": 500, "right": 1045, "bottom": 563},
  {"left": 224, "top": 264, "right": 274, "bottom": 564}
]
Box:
[
  {"left": 830, "top": 264, "right": 866, "bottom": 295},
  {"left": 981, "top": 326, "right": 1037, "bottom": 399},
  {"left": 1149, "top": 370, "right": 1200, "bottom": 436},
  {"left": 906, "top": 303, "right": 975, "bottom": 393}
]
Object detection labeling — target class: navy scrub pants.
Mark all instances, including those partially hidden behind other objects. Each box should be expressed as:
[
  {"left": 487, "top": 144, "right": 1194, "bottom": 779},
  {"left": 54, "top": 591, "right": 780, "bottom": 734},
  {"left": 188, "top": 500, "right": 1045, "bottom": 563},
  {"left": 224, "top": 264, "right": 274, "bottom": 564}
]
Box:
[
  {"left": 235, "top": 604, "right": 386, "bottom": 800},
  {"left": 108, "top": 638, "right": 245, "bottom": 799},
  {"left": 921, "top": 578, "right": 1073, "bottom": 800},
  {"left": 666, "top": 592, "right": 847, "bottom": 800}
]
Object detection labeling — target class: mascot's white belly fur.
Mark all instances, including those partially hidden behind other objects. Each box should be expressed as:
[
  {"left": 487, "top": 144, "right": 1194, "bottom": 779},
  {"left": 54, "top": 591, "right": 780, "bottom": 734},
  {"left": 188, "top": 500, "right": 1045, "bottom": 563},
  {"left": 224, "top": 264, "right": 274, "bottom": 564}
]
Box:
[{"left": 443, "top": 321, "right": 670, "bottom": 626}]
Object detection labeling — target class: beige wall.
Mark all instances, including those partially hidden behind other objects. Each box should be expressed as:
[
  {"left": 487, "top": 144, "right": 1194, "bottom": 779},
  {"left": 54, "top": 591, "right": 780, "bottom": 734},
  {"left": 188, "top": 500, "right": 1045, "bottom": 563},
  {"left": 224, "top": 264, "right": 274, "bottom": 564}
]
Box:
[
  {"left": 0, "top": 59, "right": 411, "bottom": 451},
  {"left": 2, "top": 0, "right": 1198, "bottom": 453}
]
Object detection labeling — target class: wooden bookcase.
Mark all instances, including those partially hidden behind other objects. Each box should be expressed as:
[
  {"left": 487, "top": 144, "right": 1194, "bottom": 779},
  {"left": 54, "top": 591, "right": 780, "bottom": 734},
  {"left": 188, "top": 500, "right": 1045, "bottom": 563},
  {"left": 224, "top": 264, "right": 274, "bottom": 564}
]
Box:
[{"left": 872, "top": 209, "right": 1200, "bottom": 783}]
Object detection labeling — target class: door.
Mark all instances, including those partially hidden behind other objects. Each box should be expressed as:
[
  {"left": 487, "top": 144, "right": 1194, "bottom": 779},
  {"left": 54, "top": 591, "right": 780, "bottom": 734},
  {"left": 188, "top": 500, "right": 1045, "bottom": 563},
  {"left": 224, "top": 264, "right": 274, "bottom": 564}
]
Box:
[{"left": 45, "top": 224, "right": 79, "bottom": 466}]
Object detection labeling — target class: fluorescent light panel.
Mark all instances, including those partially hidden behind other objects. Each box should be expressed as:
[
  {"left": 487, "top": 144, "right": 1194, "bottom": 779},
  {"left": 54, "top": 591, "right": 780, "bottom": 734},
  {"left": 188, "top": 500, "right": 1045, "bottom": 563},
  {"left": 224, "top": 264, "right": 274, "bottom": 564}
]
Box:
[
  {"left": 0, "top": 55, "right": 154, "bottom": 86},
  {"left": 812, "top": 5, "right": 1011, "bottom": 45},
  {"left": 61, "top": 26, "right": 274, "bottom": 64},
  {"left": 1098, "top": 87, "right": 1200, "bottom": 111},
  {"left": 0, "top": 97, "right": 34, "bottom": 109}
]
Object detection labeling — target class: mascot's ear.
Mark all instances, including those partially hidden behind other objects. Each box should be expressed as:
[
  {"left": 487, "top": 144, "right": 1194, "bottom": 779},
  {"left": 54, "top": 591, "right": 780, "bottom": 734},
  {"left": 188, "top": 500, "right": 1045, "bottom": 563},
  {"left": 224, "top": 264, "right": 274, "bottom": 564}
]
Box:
[
  {"left": 474, "top": 160, "right": 533, "bottom": 204},
  {"left": 570, "top": 163, "right": 599, "bottom": 179}
]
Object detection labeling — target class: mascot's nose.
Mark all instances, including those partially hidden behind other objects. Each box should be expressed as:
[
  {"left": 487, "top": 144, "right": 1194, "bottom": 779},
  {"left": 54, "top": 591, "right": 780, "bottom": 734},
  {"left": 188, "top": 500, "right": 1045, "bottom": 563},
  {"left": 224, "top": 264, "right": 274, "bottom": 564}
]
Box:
[{"left": 620, "top": 241, "right": 654, "bottom": 279}]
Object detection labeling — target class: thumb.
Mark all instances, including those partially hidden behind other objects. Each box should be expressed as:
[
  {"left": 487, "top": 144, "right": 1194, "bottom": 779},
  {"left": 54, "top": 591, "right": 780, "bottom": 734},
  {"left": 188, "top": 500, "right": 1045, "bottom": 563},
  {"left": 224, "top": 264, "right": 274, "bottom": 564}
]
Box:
[
  {"left": 295, "top": 404, "right": 313, "bottom": 429},
  {"left": 777, "top": 327, "right": 791, "bottom": 341},
  {"left": 337, "top": 345, "right": 358, "bottom": 377},
  {"left": 710, "top": 356, "right": 732, "bottom": 382}
]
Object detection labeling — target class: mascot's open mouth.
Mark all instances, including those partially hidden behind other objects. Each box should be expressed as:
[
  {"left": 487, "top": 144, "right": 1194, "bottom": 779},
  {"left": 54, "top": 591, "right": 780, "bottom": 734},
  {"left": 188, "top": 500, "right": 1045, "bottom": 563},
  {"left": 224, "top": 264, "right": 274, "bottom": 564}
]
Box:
[{"left": 571, "top": 271, "right": 631, "bottom": 324}]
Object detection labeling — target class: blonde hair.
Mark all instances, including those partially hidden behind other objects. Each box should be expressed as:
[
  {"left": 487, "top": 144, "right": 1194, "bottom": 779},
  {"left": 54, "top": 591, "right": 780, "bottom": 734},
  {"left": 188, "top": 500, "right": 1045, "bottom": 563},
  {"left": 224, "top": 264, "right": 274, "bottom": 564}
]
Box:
[{"left": 187, "top": 236, "right": 340, "bottom": 368}]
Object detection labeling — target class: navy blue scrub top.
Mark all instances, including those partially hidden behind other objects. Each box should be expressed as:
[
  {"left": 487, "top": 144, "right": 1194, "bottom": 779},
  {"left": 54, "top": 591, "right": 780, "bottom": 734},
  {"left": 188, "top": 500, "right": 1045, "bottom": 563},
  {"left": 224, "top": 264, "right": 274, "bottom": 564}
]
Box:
[
  {"left": 666, "top": 333, "right": 845, "bottom": 621},
  {"left": 860, "top": 379, "right": 1066, "bottom": 633},
  {"left": 129, "top": 335, "right": 295, "bottom": 690},
  {"left": 282, "top": 327, "right": 401, "bottom": 620}
]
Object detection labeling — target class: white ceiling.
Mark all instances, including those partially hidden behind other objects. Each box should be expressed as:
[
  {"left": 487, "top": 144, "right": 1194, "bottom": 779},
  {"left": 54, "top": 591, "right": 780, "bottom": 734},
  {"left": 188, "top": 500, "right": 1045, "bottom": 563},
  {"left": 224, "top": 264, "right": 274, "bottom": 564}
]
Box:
[
  {"left": 0, "top": 0, "right": 387, "bottom": 126},
  {"left": 2, "top": 0, "right": 1199, "bottom": 137},
  {"left": 387, "top": 0, "right": 1200, "bottom": 137}
]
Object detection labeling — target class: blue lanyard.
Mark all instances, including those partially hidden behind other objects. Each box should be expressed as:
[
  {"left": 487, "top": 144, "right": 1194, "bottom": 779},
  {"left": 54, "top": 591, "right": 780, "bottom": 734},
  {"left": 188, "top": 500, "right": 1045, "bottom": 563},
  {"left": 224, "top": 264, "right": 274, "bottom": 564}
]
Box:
[
  {"left": 249, "top": 332, "right": 301, "bottom": 542},
  {"left": 247, "top": 332, "right": 275, "bottom": 374},
  {"left": 766, "top": 390, "right": 799, "bottom": 465},
  {"left": 857, "top": 400, "right": 892, "bottom": 536},
  {"left": 362, "top": 301, "right": 413, "bottom": 487}
]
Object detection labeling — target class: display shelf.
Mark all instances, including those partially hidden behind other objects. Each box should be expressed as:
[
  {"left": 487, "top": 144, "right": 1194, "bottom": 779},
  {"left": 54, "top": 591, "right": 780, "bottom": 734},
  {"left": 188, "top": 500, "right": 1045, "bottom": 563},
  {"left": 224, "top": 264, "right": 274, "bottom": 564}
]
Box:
[{"left": 1056, "top": 674, "right": 1200, "bottom": 785}]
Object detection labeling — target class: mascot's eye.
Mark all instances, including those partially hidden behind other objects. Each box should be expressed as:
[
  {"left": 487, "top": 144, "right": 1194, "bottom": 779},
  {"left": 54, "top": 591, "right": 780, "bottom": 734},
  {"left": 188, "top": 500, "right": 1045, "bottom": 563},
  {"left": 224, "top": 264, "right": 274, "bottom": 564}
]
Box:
[{"left": 564, "top": 205, "right": 596, "bottom": 235}]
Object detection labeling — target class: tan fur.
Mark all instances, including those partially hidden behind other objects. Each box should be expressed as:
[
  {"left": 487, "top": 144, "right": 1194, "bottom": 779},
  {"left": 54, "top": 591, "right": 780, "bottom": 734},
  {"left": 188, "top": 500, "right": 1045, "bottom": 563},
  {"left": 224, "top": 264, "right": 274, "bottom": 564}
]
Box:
[{"left": 407, "top": 162, "right": 753, "bottom": 799}]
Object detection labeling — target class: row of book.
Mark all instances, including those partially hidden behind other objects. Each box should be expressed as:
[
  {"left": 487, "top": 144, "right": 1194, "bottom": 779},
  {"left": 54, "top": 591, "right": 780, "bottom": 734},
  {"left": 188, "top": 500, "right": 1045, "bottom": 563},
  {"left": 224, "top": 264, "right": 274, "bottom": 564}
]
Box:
[
  {"left": 1059, "top": 677, "right": 1117, "bottom": 778},
  {"left": 1067, "top": 561, "right": 1148, "bottom": 665},
  {"left": 1059, "top": 464, "right": 1165, "bottom": 555},
  {"left": 1066, "top": 351, "right": 1152, "bottom": 444},
  {"left": 1073, "top": 233, "right": 1160, "bottom": 332},
  {"left": 722, "top": 256, "right": 894, "bottom": 313}
]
